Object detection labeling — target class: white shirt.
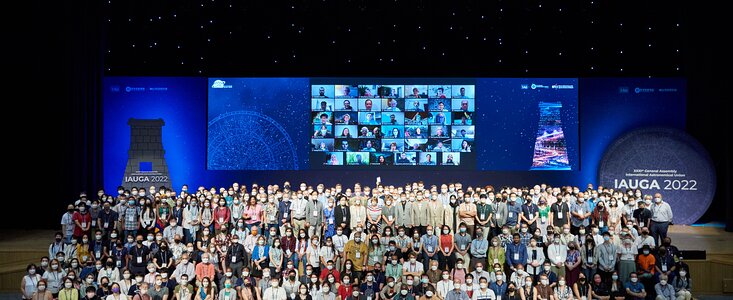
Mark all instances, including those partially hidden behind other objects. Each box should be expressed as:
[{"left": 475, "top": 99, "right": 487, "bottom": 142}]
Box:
[
  {"left": 472, "top": 288, "right": 496, "bottom": 300},
  {"left": 264, "top": 286, "right": 288, "bottom": 300},
  {"left": 437, "top": 280, "right": 454, "bottom": 299}
]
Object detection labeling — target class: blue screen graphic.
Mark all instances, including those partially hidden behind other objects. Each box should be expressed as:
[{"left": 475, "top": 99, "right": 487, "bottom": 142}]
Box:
[
  {"left": 207, "top": 78, "right": 310, "bottom": 170},
  {"left": 104, "top": 77, "right": 685, "bottom": 194}
]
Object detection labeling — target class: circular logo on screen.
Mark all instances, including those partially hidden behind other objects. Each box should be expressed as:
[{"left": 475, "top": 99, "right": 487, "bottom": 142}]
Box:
[
  {"left": 598, "top": 127, "right": 716, "bottom": 224},
  {"left": 208, "top": 110, "right": 299, "bottom": 170}
]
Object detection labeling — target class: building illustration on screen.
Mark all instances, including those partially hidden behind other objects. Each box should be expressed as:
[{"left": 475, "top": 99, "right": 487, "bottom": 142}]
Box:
[
  {"left": 207, "top": 110, "right": 299, "bottom": 170},
  {"left": 122, "top": 118, "right": 172, "bottom": 189},
  {"left": 530, "top": 102, "right": 571, "bottom": 170}
]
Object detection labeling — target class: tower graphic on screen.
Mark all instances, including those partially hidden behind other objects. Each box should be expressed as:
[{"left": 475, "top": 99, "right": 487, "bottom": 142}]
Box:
[
  {"left": 531, "top": 102, "right": 571, "bottom": 170},
  {"left": 122, "top": 118, "right": 172, "bottom": 189}
]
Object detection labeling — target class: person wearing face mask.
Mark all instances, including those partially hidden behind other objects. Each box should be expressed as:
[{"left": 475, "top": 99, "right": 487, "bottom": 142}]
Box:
[
  {"left": 225, "top": 235, "right": 245, "bottom": 278},
  {"left": 648, "top": 193, "right": 673, "bottom": 247},
  {"left": 344, "top": 233, "right": 368, "bottom": 279},
  {"left": 654, "top": 274, "right": 675, "bottom": 300},
  {"left": 263, "top": 277, "right": 287, "bottom": 300},
  {"left": 291, "top": 191, "right": 310, "bottom": 234},
  {"left": 314, "top": 282, "right": 336, "bottom": 300},
  {"left": 181, "top": 198, "right": 200, "bottom": 245},
  {"left": 654, "top": 246, "right": 677, "bottom": 284},
  {"left": 366, "top": 198, "right": 384, "bottom": 235},
  {"left": 549, "top": 195, "right": 570, "bottom": 237},
  {"left": 636, "top": 244, "right": 656, "bottom": 292},
  {"left": 402, "top": 253, "right": 425, "bottom": 283},
  {"left": 595, "top": 231, "right": 618, "bottom": 284},
  {"left": 471, "top": 277, "right": 495, "bottom": 300},
  {"left": 569, "top": 194, "right": 591, "bottom": 236},
  {"left": 436, "top": 270, "right": 454, "bottom": 298},
  {"left": 283, "top": 270, "right": 301, "bottom": 299},
  {"left": 32, "top": 280, "right": 52, "bottom": 300},
  {"left": 454, "top": 196, "right": 473, "bottom": 238},
  {"left": 251, "top": 236, "right": 271, "bottom": 278},
  {"left": 508, "top": 264, "right": 529, "bottom": 290},
  {"left": 671, "top": 267, "right": 691, "bottom": 300},
  {"left": 263, "top": 195, "right": 280, "bottom": 238},
  {"left": 486, "top": 237, "right": 505, "bottom": 271},
  {"left": 217, "top": 278, "right": 237, "bottom": 300},
  {"left": 73, "top": 203, "right": 93, "bottom": 242},
  {"left": 171, "top": 253, "right": 195, "bottom": 284},
  {"left": 305, "top": 193, "right": 325, "bottom": 238},
  {"left": 145, "top": 274, "right": 168, "bottom": 300},
  {"left": 520, "top": 196, "right": 539, "bottom": 235},
  {"left": 550, "top": 275, "right": 572, "bottom": 300},
  {"left": 394, "top": 194, "right": 415, "bottom": 237},
  {"left": 22, "top": 264, "right": 42, "bottom": 300},
  {"left": 591, "top": 199, "right": 610, "bottom": 234},
  {"left": 565, "top": 241, "right": 582, "bottom": 287},
  {"left": 411, "top": 194, "right": 430, "bottom": 236},
  {"left": 534, "top": 273, "right": 554, "bottom": 300},
  {"left": 488, "top": 271, "right": 507, "bottom": 299},
  {"left": 414, "top": 274, "right": 436, "bottom": 299},
  {"left": 212, "top": 197, "right": 231, "bottom": 235},
  {"left": 419, "top": 226, "right": 439, "bottom": 267},
  {"left": 121, "top": 200, "right": 141, "bottom": 244},
  {"left": 586, "top": 273, "right": 607, "bottom": 300},
  {"left": 435, "top": 225, "right": 456, "bottom": 271},
  {"left": 468, "top": 228, "right": 488, "bottom": 272},
  {"left": 162, "top": 218, "right": 183, "bottom": 246},
  {"left": 195, "top": 277, "right": 215, "bottom": 300},
  {"left": 444, "top": 278, "right": 469, "bottom": 300},
  {"left": 632, "top": 201, "right": 653, "bottom": 230},
  {"left": 42, "top": 259, "right": 66, "bottom": 296},
  {"left": 321, "top": 199, "right": 338, "bottom": 240},
  {"left": 305, "top": 236, "right": 321, "bottom": 275},
  {"left": 127, "top": 235, "right": 150, "bottom": 276},
  {"left": 334, "top": 196, "right": 352, "bottom": 237},
  {"left": 194, "top": 253, "right": 216, "bottom": 287},
  {"left": 634, "top": 227, "right": 656, "bottom": 250},
  {"left": 571, "top": 273, "right": 591, "bottom": 300},
  {"left": 294, "top": 284, "right": 312, "bottom": 300},
  {"left": 624, "top": 272, "right": 646, "bottom": 300},
  {"left": 50, "top": 233, "right": 68, "bottom": 261},
  {"left": 346, "top": 197, "right": 365, "bottom": 234},
  {"left": 504, "top": 195, "right": 522, "bottom": 233},
  {"left": 58, "top": 278, "right": 79, "bottom": 300},
  {"left": 547, "top": 234, "right": 567, "bottom": 279},
  {"left": 172, "top": 274, "right": 194, "bottom": 300},
  {"left": 524, "top": 237, "right": 544, "bottom": 280},
  {"left": 474, "top": 194, "right": 493, "bottom": 242},
  {"left": 506, "top": 233, "right": 528, "bottom": 275},
  {"left": 61, "top": 204, "right": 78, "bottom": 245}
]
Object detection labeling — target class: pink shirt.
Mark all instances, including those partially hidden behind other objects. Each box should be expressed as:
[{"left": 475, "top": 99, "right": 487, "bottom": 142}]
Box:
[{"left": 243, "top": 204, "right": 262, "bottom": 224}]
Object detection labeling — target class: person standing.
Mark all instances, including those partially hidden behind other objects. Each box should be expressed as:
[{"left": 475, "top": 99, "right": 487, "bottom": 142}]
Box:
[
  {"left": 595, "top": 231, "right": 618, "bottom": 284},
  {"left": 306, "top": 193, "right": 325, "bottom": 239},
  {"left": 550, "top": 196, "right": 570, "bottom": 235},
  {"left": 649, "top": 193, "right": 673, "bottom": 247}
]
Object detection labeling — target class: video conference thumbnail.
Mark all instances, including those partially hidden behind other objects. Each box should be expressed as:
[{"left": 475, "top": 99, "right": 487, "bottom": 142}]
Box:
[{"left": 310, "top": 84, "right": 475, "bottom": 167}]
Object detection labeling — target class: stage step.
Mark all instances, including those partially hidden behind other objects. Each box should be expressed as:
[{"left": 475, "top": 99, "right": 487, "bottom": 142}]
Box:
[{"left": 0, "top": 230, "right": 55, "bottom": 292}]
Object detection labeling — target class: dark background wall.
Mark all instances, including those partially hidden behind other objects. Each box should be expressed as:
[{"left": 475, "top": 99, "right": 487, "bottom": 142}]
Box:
[{"left": 8, "top": 0, "right": 727, "bottom": 230}]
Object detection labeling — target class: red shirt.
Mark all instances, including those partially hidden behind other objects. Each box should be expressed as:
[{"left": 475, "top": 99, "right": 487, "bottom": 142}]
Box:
[
  {"left": 319, "top": 268, "right": 341, "bottom": 282},
  {"left": 72, "top": 211, "right": 92, "bottom": 236},
  {"left": 213, "top": 207, "right": 231, "bottom": 229},
  {"left": 338, "top": 283, "right": 353, "bottom": 300}
]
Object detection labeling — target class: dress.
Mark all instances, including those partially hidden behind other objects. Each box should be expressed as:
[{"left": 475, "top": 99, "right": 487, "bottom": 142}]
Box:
[
  {"left": 367, "top": 206, "right": 383, "bottom": 233},
  {"left": 565, "top": 250, "right": 581, "bottom": 287},
  {"left": 323, "top": 208, "right": 336, "bottom": 239},
  {"left": 538, "top": 206, "right": 551, "bottom": 237}
]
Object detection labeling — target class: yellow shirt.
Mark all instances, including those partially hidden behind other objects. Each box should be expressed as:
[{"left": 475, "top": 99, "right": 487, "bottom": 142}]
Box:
[
  {"left": 344, "top": 240, "right": 368, "bottom": 271},
  {"left": 58, "top": 288, "right": 79, "bottom": 300}
]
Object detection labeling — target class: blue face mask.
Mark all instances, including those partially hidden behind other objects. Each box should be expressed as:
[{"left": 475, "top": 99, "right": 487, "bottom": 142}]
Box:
[{"left": 128, "top": 200, "right": 135, "bottom": 205}]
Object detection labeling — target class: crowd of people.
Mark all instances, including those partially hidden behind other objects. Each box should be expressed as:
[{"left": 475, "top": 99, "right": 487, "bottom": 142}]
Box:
[{"left": 21, "top": 181, "right": 692, "bottom": 300}]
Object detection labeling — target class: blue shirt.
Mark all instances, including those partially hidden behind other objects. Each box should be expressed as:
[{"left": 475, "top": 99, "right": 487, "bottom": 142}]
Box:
[
  {"left": 505, "top": 202, "right": 522, "bottom": 226},
  {"left": 489, "top": 281, "right": 507, "bottom": 298},
  {"left": 278, "top": 201, "right": 292, "bottom": 226},
  {"left": 505, "top": 243, "right": 528, "bottom": 267},
  {"left": 251, "top": 245, "right": 270, "bottom": 260},
  {"left": 570, "top": 202, "right": 590, "bottom": 227},
  {"left": 624, "top": 281, "right": 644, "bottom": 293}
]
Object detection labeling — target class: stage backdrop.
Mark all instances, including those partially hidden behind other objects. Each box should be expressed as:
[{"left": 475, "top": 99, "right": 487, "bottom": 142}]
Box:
[{"left": 104, "top": 77, "right": 701, "bottom": 222}]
